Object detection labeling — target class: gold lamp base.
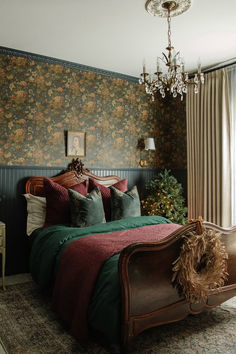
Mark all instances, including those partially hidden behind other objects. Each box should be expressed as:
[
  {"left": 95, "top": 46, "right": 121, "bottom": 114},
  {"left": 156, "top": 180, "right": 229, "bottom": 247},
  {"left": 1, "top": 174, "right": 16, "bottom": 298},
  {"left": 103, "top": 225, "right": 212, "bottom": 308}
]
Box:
[{"left": 139, "top": 159, "right": 148, "bottom": 168}]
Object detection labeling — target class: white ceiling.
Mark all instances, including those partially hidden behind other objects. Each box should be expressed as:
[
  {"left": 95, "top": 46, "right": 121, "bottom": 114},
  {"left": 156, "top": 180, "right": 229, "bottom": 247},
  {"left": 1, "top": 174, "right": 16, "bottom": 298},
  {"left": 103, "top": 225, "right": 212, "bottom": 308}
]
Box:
[{"left": 0, "top": 0, "right": 236, "bottom": 78}]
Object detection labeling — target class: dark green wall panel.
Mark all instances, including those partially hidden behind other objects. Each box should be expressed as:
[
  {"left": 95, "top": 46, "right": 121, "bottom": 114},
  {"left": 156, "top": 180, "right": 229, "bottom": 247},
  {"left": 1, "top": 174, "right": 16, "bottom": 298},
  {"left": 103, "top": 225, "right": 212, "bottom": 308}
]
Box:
[{"left": 0, "top": 165, "right": 186, "bottom": 275}]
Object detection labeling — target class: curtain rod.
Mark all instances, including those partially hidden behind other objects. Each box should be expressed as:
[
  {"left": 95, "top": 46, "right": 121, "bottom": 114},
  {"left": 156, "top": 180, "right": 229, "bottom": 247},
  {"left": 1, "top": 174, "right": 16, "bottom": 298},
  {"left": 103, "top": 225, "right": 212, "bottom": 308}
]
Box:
[
  {"left": 189, "top": 58, "right": 236, "bottom": 78},
  {"left": 202, "top": 58, "right": 236, "bottom": 74}
]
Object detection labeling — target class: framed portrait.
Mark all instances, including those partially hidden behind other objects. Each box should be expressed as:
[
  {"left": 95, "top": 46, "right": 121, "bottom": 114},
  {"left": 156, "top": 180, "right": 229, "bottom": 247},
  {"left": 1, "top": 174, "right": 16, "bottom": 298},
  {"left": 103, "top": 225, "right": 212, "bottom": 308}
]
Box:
[{"left": 67, "top": 131, "right": 86, "bottom": 157}]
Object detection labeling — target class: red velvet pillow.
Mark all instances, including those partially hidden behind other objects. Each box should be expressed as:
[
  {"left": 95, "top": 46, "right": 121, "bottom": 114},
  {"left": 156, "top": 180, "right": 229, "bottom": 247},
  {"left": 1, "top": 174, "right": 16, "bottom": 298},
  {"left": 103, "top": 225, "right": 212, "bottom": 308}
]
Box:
[
  {"left": 88, "top": 178, "right": 128, "bottom": 221},
  {"left": 44, "top": 178, "right": 88, "bottom": 227}
]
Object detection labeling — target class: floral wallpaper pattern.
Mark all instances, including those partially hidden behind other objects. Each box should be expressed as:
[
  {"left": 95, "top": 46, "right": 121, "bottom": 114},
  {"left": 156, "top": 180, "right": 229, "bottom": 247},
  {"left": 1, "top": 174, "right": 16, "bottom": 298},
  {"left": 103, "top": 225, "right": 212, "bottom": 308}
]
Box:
[
  {"left": 155, "top": 95, "right": 187, "bottom": 169},
  {"left": 0, "top": 51, "right": 186, "bottom": 169}
]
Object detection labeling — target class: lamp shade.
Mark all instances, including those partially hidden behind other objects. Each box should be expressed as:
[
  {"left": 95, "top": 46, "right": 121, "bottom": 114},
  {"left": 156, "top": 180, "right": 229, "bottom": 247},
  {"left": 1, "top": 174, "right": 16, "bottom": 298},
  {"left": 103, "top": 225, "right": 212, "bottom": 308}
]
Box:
[{"left": 145, "top": 138, "right": 155, "bottom": 150}]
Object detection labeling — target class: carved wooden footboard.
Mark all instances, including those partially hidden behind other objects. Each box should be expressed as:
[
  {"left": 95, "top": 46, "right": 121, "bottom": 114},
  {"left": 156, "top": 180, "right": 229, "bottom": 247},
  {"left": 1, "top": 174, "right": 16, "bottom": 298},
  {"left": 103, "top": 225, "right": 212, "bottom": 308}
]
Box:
[{"left": 118, "top": 220, "right": 236, "bottom": 351}]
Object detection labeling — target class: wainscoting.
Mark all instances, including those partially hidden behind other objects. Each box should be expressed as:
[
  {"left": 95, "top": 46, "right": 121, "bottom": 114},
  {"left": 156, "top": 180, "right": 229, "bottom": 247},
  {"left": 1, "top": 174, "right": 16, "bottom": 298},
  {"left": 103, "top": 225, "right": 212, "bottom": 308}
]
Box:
[{"left": 0, "top": 165, "right": 187, "bottom": 275}]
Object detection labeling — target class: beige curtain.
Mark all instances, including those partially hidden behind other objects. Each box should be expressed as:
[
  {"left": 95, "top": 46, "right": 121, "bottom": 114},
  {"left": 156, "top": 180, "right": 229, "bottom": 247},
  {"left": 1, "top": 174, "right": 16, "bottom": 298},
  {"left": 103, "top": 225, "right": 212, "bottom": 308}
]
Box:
[{"left": 186, "top": 69, "right": 231, "bottom": 227}]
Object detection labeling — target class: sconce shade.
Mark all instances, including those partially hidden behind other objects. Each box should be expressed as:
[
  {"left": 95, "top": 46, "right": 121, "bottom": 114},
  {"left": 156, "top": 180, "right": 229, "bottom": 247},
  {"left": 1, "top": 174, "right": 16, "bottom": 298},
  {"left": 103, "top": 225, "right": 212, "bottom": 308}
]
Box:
[{"left": 145, "top": 138, "right": 156, "bottom": 150}]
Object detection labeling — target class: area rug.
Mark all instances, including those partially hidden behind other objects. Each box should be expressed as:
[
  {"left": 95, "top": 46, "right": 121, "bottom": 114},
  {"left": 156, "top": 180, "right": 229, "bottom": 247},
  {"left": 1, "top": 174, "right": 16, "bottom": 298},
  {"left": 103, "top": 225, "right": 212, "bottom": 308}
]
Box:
[{"left": 0, "top": 282, "right": 235, "bottom": 354}]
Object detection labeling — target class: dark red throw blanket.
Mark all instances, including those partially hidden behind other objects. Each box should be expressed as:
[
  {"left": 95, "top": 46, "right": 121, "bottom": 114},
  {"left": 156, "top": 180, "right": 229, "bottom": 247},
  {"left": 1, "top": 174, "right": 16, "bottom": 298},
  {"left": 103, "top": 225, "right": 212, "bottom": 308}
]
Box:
[{"left": 52, "top": 223, "right": 180, "bottom": 341}]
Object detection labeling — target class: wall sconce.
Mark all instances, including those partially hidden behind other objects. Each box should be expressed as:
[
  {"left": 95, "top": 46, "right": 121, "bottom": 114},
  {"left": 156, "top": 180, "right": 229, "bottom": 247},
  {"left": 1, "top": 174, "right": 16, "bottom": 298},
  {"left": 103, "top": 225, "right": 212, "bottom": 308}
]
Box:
[{"left": 139, "top": 137, "right": 156, "bottom": 167}]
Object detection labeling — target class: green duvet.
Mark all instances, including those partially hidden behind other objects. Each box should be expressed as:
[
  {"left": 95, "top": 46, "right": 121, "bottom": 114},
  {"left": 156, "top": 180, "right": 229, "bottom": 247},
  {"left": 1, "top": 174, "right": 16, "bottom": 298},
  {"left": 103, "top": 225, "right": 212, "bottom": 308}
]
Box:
[{"left": 30, "top": 215, "right": 171, "bottom": 343}]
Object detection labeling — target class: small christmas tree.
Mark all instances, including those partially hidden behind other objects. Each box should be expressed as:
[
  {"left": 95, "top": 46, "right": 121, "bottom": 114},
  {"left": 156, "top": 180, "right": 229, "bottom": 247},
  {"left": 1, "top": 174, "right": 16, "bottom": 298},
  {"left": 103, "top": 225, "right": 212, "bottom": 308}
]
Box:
[{"left": 141, "top": 169, "right": 187, "bottom": 224}]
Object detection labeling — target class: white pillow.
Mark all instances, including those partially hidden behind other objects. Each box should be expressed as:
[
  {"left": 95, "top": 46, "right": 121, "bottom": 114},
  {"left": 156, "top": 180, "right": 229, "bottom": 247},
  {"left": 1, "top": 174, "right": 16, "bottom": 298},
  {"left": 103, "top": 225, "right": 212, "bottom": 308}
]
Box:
[{"left": 24, "top": 194, "right": 46, "bottom": 236}]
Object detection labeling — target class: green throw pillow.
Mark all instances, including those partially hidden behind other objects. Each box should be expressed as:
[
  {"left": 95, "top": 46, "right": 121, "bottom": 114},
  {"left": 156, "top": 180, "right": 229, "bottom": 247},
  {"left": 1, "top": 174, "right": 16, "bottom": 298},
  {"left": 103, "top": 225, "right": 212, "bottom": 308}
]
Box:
[
  {"left": 68, "top": 187, "right": 106, "bottom": 227},
  {"left": 110, "top": 185, "right": 141, "bottom": 221}
]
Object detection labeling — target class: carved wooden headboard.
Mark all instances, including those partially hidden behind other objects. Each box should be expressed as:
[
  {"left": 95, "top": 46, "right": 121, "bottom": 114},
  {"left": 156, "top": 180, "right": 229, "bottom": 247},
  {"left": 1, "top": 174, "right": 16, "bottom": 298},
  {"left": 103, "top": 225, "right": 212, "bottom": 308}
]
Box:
[{"left": 25, "top": 159, "right": 122, "bottom": 196}]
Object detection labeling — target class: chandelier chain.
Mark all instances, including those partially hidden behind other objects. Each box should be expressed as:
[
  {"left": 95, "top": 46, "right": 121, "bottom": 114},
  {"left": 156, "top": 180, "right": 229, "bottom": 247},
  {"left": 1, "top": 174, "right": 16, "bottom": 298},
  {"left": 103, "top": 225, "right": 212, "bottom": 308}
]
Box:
[{"left": 167, "top": 9, "right": 172, "bottom": 49}]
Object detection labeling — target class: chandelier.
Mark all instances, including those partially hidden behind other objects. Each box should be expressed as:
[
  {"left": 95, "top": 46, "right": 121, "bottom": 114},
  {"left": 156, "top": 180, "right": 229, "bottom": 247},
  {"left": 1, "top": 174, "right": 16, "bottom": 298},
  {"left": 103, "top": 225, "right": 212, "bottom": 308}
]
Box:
[{"left": 139, "top": 0, "right": 204, "bottom": 100}]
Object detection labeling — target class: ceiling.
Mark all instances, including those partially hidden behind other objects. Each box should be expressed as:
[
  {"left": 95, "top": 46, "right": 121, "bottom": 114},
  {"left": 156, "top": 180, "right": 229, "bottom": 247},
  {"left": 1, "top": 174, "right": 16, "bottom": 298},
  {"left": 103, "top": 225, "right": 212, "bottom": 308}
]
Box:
[{"left": 0, "top": 0, "right": 236, "bottom": 78}]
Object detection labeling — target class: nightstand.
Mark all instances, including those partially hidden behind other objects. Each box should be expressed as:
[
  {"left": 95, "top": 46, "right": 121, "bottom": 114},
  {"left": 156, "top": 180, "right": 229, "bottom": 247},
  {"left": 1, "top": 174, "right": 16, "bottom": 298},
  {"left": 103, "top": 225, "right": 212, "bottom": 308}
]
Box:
[{"left": 0, "top": 221, "right": 6, "bottom": 290}]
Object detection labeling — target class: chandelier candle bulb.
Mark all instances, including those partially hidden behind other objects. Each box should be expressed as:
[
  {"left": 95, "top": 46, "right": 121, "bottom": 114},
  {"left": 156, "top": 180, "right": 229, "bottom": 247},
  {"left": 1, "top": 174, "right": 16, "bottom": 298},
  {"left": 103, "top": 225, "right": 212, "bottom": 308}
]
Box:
[
  {"left": 143, "top": 59, "right": 146, "bottom": 74},
  {"left": 198, "top": 61, "right": 201, "bottom": 74},
  {"left": 173, "top": 56, "right": 177, "bottom": 67},
  {"left": 157, "top": 58, "right": 160, "bottom": 72},
  {"left": 172, "top": 49, "right": 176, "bottom": 65}
]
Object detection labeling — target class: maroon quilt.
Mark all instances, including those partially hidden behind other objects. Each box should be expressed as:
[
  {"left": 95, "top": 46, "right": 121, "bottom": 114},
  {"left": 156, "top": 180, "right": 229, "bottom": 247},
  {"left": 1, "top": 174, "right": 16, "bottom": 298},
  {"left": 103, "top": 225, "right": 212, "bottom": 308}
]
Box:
[{"left": 52, "top": 223, "right": 180, "bottom": 341}]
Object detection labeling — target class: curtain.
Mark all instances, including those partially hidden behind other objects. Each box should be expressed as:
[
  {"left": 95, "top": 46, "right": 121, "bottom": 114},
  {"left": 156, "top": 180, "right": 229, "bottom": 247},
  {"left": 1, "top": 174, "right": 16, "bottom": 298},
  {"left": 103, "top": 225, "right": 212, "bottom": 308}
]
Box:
[
  {"left": 227, "top": 64, "right": 236, "bottom": 225},
  {"left": 186, "top": 69, "right": 231, "bottom": 227}
]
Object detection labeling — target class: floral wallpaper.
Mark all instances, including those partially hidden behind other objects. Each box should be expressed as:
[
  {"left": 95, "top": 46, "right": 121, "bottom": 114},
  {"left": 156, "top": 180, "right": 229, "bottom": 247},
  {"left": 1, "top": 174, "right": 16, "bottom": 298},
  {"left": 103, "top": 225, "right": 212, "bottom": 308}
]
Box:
[
  {"left": 154, "top": 95, "right": 187, "bottom": 169},
  {"left": 0, "top": 51, "right": 186, "bottom": 169}
]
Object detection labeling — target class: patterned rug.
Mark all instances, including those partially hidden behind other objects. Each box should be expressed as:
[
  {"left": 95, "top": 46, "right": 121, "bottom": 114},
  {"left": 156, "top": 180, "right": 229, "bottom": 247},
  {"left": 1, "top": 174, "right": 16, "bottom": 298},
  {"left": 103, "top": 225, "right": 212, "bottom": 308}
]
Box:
[{"left": 0, "top": 281, "right": 235, "bottom": 354}]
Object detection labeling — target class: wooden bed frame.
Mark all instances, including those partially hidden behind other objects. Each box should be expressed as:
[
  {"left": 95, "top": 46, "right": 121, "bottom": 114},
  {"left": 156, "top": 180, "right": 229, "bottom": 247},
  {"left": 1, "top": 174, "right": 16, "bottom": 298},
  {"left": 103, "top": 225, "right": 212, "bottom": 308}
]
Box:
[{"left": 26, "top": 162, "right": 236, "bottom": 352}]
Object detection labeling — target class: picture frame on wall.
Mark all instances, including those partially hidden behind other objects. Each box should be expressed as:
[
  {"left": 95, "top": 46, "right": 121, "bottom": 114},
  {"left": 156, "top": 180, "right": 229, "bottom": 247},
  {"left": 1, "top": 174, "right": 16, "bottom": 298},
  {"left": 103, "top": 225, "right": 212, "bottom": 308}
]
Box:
[{"left": 67, "top": 131, "right": 86, "bottom": 157}]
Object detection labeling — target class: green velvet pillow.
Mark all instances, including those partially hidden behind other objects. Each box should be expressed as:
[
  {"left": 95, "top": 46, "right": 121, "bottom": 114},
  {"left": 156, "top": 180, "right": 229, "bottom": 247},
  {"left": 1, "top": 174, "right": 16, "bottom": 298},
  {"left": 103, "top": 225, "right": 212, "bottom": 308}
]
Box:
[
  {"left": 110, "top": 185, "right": 141, "bottom": 221},
  {"left": 68, "top": 187, "right": 106, "bottom": 227}
]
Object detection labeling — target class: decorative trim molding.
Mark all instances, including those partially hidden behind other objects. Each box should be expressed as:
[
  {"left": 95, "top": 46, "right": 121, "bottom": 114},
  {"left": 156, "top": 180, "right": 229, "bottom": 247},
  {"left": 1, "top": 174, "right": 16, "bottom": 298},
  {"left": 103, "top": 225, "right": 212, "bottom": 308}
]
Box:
[
  {"left": 0, "top": 164, "right": 157, "bottom": 172},
  {"left": 0, "top": 46, "right": 139, "bottom": 83}
]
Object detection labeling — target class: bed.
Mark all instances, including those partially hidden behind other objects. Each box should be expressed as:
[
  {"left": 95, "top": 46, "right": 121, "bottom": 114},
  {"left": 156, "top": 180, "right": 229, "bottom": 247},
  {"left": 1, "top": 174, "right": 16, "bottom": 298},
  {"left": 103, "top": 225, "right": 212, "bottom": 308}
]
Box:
[{"left": 25, "top": 160, "right": 236, "bottom": 352}]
